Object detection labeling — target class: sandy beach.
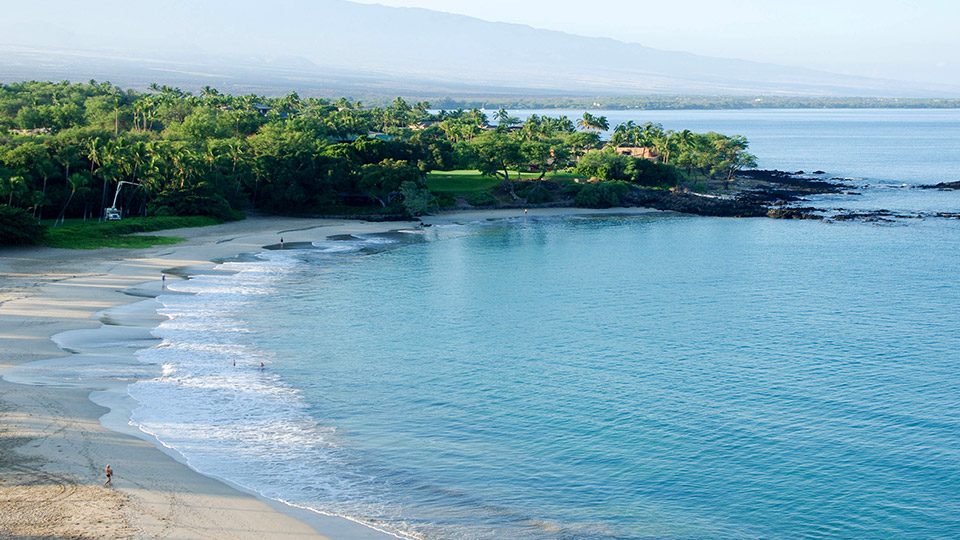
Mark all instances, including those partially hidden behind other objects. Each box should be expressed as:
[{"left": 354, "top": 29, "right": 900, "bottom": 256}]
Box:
[{"left": 0, "top": 207, "right": 662, "bottom": 539}]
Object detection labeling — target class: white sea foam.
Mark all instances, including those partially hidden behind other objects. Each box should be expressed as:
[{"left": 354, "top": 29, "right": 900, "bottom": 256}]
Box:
[
  {"left": 128, "top": 252, "right": 402, "bottom": 536},
  {"left": 353, "top": 235, "right": 399, "bottom": 245},
  {"left": 311, "top": 242, "right": 363, "bottom": 253},
  {"left": 310, "top": 234, "right": 400, "bottom": 254}
]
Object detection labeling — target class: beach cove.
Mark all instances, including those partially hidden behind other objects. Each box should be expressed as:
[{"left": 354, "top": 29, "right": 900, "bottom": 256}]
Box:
[
  {"left": 3, "top": 104, "right": 960, "bottom": 540},
  {"left": 0, "top": 208, "right": 661, "bottom": 539}
]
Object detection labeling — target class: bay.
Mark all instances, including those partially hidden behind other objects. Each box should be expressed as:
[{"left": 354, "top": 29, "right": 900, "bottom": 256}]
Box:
[{"left": 134, "top": 109, "right": 960, "bottom": 539}]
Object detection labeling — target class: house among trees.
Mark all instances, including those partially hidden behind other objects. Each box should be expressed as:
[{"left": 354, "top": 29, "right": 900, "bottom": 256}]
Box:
[
  {"left": 252, "top": 103, "right": 274, "bottom": 116},
  {"left": 409, "top": 120, "right": 440, "bottom": 130},
  {"left": 614, "top": 146, "right": 659, "bottom": 160},
  {"left": 9, "top": 127, "right": 52, "bottom": 136}
]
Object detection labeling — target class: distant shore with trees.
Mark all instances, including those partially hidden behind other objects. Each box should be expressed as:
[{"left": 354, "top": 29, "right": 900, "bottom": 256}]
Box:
[{"left": 391, "top": 95, "right": 960, "bottom": 111}]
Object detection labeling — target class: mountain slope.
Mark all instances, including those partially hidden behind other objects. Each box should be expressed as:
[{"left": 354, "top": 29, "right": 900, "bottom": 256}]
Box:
[{"left": 1, "top": 0, "right": 956, "bottom": 97}]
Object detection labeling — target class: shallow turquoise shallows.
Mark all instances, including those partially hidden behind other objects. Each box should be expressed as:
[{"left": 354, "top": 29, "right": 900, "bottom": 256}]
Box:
[{"left": 131, "top": 109, "right": 960, "bottom": 539}]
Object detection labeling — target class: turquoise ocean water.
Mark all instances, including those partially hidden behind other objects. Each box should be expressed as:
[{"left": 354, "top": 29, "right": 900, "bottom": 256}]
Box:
[{"left": 132, "top": 110, "right": 960, "bottom": 539}]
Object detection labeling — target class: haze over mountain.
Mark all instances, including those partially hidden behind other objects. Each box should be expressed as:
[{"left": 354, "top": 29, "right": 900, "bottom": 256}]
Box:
[{"left": 2, "top": 0, "right": 957, "bottom": 98}]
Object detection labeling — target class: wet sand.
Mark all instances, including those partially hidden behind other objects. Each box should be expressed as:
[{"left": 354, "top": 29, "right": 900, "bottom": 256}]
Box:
[{"left": 0, "top": 208, "right": 662, "bottom": 538}]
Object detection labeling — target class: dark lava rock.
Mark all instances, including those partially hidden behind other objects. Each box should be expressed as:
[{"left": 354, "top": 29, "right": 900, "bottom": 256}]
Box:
[
  {"left": 766, "top": 207, "right": 821, "bottom": 220},
  {"left": 918, "top": 181, "right": 960, "bottom": 190},
  {"left": 812, "top": 170, "right": 826, "bottom": 175},
  {"left": 738, "top": 169, "right": 797, "bottom": 180},
  {"left": 831, "top": 211, "right": 896, "bottom": 223},
  {"left": 738, "top": 169, "right": 845, "bottom": 194},
  {"left": 625, "top": 189, "right": 767, "bottom": 217},
  {"left": 737, "top": 189, "right": 805, "bottom": 204}
]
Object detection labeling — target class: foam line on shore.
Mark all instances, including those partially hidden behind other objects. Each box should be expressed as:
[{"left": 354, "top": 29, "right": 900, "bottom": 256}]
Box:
[
  {"left": 0, "top": 215, "right": 425, "bottom": 539},
  {"left": 0, "top": 209, "right": 659, "bottom": 539}
]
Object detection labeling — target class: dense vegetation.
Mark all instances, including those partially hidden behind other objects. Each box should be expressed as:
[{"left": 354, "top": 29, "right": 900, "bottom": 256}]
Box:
[
  {"left": 0, "top": 205, "right": 45, "bottom": 244},
  {"left": 0, "top": 80, "right": 757, "bottom": 244}
]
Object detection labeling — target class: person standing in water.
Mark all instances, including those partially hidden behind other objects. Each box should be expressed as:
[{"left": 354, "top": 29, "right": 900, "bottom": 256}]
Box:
[
  {"left": 280, "top": 237, "right": 284, "bottom": 250},
  {"left": 104, "top": 465, "right": 113, "bottom": 486}
]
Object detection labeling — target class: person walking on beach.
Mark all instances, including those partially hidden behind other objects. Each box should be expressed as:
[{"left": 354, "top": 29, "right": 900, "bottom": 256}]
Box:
[{"left": 104, "top": 465, "right": 113, "bottom": 486}]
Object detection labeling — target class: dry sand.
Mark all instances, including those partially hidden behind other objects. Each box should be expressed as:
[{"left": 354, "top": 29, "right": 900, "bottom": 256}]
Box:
[{"left": 0, "top": 207, "right": 663, "bottom": 539}]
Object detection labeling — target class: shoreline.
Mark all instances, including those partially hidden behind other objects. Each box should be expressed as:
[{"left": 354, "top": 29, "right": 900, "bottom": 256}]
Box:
[{"left": 0, "top": 207, "right": 664, "bottom": 539}]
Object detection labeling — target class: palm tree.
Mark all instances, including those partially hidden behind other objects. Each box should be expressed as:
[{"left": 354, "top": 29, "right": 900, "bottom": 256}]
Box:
[
  {"left": 469, "top": 108, "right": 489, "bottom": 128},
  {"left": 653, "top": 130, "right": 676, "bottom": 164},
  {"left": 676, "top": 129, "right": 694, "bottom": 155},
  {"left": 54, "top": 143, "right": 80, "bottom": 191},
  {"left": 492, "top": 108, "right": 519, "bottom": 132},
  {"left": 27, "top": 190, "right": 46, "bottom": 221},
  {"left": 552, "top": 115, "right": 576, "bottom": 134},
  {"left": 56, "top": 172, "right": 88, "bottom": 225},
  {"left": 611, "top": 121, "right": 637, "bottom": 146},
  {"left": 226, "top": 138, "right": 250, "bottom": 197},
  {"left": 170, "top": 145, "right": 198, "bottom": 189},
  {"left": 611, "top": 122, "right": 633, "bottom": 146},
  {"left": 576, "top": 112, "right": 594, "bottom": 131},
  {"left": 280, "top": 91, "right": 304, "bottom": 115},
  {"left": 87, "top": 137, "right": 107, "bottom": 217},
  {"left": 137, "top": 158, "right": 164, "bottom": 215},
  {"left": 132, "top": 94, "right": 160, "bottom": 132},
  {"left": 2, "top": 175, "right": 25, "bottom": 206},
  {"left": 594, "top": 115, "right": 610, "bottom": 132},
  {"left": 522, "top": 114, "right": 548, "bottom": 141},
  {"left": 86, "top": 137, "right": 103, "bottom": 176},
  {"left": 122, "top": 141, "right": 150, "bottom": 184},
  {"left": 577, "top": 112, "right": 609, "bottom": 133}
]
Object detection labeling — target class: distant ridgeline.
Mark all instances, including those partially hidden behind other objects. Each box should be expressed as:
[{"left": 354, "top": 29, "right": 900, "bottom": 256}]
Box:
[{"left": 0, "top": 80, "right": 759, "bottom": 245}]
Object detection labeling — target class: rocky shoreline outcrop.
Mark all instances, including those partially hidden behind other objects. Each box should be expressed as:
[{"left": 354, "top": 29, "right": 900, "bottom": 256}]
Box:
[
  {"left": 622, "top": 170, "right": 844, "bottom": 220},
  {"left": 623, "top": 189, "right": 768, "bottom": 217},
  {"left": 625, "top": 170, "right": 959, "bottom": 222},
  {"left": 918, "top": 181, "right": 960, "bottom": 190},
  {"left": 429, "top": 170, "right": 958, "bottom": 223}
]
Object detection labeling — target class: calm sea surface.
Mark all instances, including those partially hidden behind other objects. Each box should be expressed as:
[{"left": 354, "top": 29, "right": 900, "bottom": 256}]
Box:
[{"left": 132, "top": 110, "right": 960, "bottom": 539}]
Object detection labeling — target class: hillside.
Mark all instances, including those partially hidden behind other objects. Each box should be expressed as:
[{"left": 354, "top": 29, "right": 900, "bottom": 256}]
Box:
[{"left": 1, "top": 0, "right": 958, "bottom": 98}]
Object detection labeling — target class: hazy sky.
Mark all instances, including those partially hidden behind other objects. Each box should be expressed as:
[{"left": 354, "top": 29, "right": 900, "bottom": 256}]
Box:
[
  {"left": 3, "top": 0, "right": 958, "bottom": 90},
  {"left": 352, "top": 0, "right": 960, "bottom": 85}
]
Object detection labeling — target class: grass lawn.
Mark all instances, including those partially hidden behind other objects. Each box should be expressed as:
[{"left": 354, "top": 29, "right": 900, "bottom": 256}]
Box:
[
  {"left": 426, "top": 171, "right": 502, "bottom": 193},
  {"left": 427, "top": 170, "right": 586, "bottom": 193},
  {"left": 42, "top": 215, "right": 225, "bottom": 249}
]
